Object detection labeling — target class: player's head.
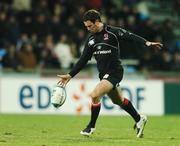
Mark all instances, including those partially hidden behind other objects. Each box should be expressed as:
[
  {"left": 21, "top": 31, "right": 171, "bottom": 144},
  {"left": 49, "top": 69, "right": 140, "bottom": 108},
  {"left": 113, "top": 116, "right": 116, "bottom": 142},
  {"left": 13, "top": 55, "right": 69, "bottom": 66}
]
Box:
[{"left": 83, "top": 9, "right": 103, "bottom": 33}]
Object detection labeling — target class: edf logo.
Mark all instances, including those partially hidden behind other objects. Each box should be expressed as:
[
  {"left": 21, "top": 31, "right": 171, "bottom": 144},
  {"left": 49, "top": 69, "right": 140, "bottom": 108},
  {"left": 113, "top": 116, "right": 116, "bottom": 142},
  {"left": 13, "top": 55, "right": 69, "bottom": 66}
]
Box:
[
  {"left": 19, "top": 85, "right": 51, "bottom": 109},
  {"left": 19, "top": 84, "right": 145, "bottom": 111}
]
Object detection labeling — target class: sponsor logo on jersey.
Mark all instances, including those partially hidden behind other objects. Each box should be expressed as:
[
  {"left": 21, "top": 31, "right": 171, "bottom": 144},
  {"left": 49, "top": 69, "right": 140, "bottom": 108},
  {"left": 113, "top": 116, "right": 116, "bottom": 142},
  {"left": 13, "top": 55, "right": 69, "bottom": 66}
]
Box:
[
  {"left": 88, "top": 39, "right": 95, "bottom": 46},
  {"left": 94, "top": 50, "right": 111, "bottom": 55},
  {"left": 104, "top": 33, "right": 109, "bottom": 40},
  {"left": 97, "top": 45, "right": 102, "bottom": 50}
]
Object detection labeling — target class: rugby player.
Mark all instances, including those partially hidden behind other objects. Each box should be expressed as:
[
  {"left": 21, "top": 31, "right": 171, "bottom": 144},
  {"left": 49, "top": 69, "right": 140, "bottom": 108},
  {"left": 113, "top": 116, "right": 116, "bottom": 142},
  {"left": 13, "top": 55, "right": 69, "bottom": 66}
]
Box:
[{"left": 58, "top": 9, "right": 163, "bottom": 138}]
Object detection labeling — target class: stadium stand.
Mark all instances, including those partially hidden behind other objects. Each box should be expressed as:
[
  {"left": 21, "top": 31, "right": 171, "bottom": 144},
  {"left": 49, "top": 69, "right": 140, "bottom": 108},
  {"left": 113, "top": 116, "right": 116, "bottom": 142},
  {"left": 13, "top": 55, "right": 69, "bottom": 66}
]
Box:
[{"left": 0, "top": 0, "right": 179, "bottom": 77}]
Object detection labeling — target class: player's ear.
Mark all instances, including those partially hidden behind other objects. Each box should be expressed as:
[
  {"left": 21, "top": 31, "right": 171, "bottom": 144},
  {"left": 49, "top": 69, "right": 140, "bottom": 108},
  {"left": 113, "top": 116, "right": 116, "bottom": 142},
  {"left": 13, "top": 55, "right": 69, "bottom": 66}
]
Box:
[{"left": 95, "top": 19, "right": 100, "bottom": 25}]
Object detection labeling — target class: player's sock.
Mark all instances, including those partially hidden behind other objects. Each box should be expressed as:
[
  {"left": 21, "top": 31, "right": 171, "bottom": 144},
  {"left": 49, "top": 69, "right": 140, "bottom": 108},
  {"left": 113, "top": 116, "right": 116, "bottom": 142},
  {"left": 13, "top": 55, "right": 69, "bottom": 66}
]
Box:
[
  {"left": 120, "top": 98, "right": 140, "bottom": 122},
  {"left": 87, "top": 102, "right": 101, "bottom": 128}
]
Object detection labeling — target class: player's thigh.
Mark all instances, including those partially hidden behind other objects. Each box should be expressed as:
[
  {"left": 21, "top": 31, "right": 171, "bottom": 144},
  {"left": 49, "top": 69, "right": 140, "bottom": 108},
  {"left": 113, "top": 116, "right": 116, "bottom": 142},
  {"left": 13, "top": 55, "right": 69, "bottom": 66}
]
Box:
[
  {"left": 90, "top": 79, "right": 114, "bottom": 98},
  {"left": 107, "top": 86, "right": 124, "bottom": 104}
]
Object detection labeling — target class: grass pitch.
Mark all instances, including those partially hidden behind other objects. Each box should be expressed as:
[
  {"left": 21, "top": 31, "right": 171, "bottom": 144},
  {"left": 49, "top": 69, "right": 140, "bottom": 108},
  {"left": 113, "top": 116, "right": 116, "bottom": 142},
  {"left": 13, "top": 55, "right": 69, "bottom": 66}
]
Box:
[{"left": 0, "top": 115, "right": 180, "bottom": 146}]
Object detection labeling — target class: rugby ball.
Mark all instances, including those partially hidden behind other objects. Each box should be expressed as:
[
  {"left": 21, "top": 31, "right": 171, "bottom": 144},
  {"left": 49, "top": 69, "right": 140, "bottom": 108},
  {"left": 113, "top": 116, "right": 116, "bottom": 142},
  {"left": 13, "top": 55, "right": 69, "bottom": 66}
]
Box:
[{"left": 51, "top": 85, "right": 66, "bottom": 108}]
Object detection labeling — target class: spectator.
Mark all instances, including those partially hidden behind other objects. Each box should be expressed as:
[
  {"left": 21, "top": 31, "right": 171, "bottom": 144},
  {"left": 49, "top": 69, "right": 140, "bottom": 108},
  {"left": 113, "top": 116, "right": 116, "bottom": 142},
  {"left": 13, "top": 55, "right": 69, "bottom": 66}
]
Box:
[
  {"left": 88, "top": 0, "right": 102, "bottom": 9},
  {"left": 19, "top": 13, "right": 33, "bottom": 36},
  {"left": 32, "top": 13, "right": 51, "bottom": 42},
  {"left": 8, "top": 15, "right": 20, "bottom": 44},
  {"left": 172, "top": 51, "right": 180, "bottom": 71},
  {"left": 159, "top": 19, "right": 175, "bottom": 52},
  {"left": 50, "top": 15, "right": 65, "bottom": 42},
  {"left": 138, "top": 50, "right": 153, "bottom": 70},
  {"left": 16, "top": 33, "right": 31, "bottom": 51},
  {"left": 13, "top": 0, "right": 31, "bottom": 11},
  {"left": 54, "top": 34, "right": 73, "bottom": 69},
  {"left": 172, "top": 0, "right": 180, "bottom": 17},
  {"left": 159, "top": 50, "right": 172, "bottom": 71},
  {"left": 40, "top": 35, "right": 60, "bottom": 69},
  {"left": 73, "top": 29, "right": 86, "bottom": 57},
  {"left": 18, "top": 42, "right": 37, "bottom": 69},
  {"left": 2, "top": 44, "right": 22, "bottom": 71},
  {"left": 0, "top": 11, "right": 9, "bottom": 46}
]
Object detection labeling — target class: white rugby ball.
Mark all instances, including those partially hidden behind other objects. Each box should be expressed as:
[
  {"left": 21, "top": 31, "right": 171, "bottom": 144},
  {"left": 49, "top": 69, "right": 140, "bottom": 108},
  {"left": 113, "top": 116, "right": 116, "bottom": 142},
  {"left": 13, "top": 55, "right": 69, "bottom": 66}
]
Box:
[{"left": 51, "top": 85, "right": 66, "bottom": 108}]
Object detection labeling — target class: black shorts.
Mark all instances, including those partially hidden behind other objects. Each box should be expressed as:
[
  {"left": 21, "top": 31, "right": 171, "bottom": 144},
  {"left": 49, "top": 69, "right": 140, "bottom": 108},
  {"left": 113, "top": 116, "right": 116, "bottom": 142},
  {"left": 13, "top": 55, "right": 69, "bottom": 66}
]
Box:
[{"left": 100, "top": 69, "right": 124, "bottom": 89}]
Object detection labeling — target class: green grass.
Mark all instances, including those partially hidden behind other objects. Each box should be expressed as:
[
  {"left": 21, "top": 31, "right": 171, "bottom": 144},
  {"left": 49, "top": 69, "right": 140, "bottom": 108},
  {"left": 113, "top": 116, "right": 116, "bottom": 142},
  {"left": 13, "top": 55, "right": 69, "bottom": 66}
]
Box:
[{"left": 0, "top": 115, "right": 180, "bottom": 146}]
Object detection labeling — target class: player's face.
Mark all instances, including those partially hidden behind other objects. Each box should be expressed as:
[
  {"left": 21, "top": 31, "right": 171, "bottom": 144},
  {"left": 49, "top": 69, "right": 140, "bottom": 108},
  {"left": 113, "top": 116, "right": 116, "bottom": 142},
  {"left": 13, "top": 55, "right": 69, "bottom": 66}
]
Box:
[{"left": 84, "top": 20, "right": 99, "bottom": 33}]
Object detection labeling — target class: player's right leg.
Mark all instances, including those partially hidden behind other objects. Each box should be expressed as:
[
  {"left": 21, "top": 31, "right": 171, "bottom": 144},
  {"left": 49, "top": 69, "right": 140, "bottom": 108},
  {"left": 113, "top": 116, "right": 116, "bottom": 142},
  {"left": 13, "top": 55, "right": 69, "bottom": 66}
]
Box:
[{"left": 80, "top": 79, "right": 114, "bottom": 136}]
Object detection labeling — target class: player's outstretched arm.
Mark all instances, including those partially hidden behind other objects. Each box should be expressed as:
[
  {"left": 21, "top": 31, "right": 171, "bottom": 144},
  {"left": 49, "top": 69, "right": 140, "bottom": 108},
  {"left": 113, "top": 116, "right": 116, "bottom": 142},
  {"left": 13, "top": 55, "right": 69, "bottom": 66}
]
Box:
[
  {"left": 116, "top": 27, "right": 163, "bottom": 50},
  {"left": 145, "top": 41, "right": 163, "bottom": 50},
  {"left": 57, "top": 74, "right": 72, "bottom": 87}
]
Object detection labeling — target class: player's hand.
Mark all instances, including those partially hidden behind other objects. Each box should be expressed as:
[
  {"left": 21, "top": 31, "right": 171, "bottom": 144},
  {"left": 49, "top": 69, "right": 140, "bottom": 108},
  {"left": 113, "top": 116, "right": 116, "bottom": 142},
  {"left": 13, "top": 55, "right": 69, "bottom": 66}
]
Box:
[
  {"left": 146, "top": 41, "right": 163, "bottom": 50},
  {"left": 57, "top": 74, "right": 72, "bottom": 87}
]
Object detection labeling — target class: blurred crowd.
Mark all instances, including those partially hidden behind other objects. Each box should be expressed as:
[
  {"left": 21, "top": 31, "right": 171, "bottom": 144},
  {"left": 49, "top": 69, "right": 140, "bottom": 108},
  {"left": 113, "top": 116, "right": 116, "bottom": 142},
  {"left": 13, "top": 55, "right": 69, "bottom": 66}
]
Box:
[{"left": 0, "top": 0, "right": 180, "bottom": 72}]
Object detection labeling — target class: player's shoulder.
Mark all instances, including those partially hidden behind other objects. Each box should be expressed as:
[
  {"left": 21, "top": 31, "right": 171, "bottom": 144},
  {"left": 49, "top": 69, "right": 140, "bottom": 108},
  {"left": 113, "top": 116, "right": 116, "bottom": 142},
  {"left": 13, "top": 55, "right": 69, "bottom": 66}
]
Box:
[
  {"left": 106, "top": 24, "right": 127, "bottom": 34},
  {"left": 105, "top": 24, "right": 119, "bottom": 31},
  {"left": 105, "top": 24, "right": 131, "bottom": 38}
]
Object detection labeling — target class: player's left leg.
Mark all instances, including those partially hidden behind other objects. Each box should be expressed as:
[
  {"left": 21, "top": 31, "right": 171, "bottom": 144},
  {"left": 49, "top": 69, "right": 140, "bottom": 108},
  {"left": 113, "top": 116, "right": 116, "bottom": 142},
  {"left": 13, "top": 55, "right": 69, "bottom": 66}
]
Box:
[
  {"left": 80, "top": 79, "right": 114, "bottom": 136},
  {"left": 107, "top": 87, "right": 147, "bottom": 138}
]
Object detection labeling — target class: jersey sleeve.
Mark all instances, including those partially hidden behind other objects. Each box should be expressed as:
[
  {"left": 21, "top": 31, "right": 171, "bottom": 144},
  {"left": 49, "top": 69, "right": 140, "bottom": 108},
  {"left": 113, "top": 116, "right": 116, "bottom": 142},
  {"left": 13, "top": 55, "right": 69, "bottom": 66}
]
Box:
[
  {"left": 69, "top": 37, "right": 95, "bottom": 77},
  {"left": 116, "top": 27, "right": 147, "bottom": 45}
]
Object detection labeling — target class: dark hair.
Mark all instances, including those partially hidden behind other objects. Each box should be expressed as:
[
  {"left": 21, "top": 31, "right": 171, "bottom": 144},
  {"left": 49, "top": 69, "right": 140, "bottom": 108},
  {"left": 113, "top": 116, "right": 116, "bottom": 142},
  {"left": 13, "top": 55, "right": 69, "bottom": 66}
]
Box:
[{"left": 83, "top": 9, "right": 101, "bottom": 23}]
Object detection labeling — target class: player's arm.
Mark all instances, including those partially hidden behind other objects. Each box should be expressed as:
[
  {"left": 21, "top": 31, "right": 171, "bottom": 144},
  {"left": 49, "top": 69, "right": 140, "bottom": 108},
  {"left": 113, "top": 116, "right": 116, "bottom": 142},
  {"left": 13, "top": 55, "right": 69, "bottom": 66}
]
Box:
[
  {"left": 57, "top": 40, "right": 94, "bottom": 86},
  {"left": 117, "top": 27, "right": 163, "bottom": 49}
]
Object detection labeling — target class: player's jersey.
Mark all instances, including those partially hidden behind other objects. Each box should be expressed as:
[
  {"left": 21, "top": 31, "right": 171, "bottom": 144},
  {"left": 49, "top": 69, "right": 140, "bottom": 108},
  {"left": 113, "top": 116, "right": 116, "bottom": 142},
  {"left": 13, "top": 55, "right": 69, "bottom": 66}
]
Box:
[{"left": 69, "top": 24, "right": 147, "bottom": 79}]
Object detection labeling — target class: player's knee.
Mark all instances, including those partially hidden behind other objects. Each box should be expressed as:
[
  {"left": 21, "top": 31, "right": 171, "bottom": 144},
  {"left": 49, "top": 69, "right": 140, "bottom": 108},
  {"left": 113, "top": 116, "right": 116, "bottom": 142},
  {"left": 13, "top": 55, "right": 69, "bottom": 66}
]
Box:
[
  {"left": 92, "top": 98, "right": 100, "bottom": 104},
  {"left": 90, "top": 92, "right": 100, "bottom": 104},
  {"left": 89, "top": 92, "right": 97, "bottom": 99}
]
